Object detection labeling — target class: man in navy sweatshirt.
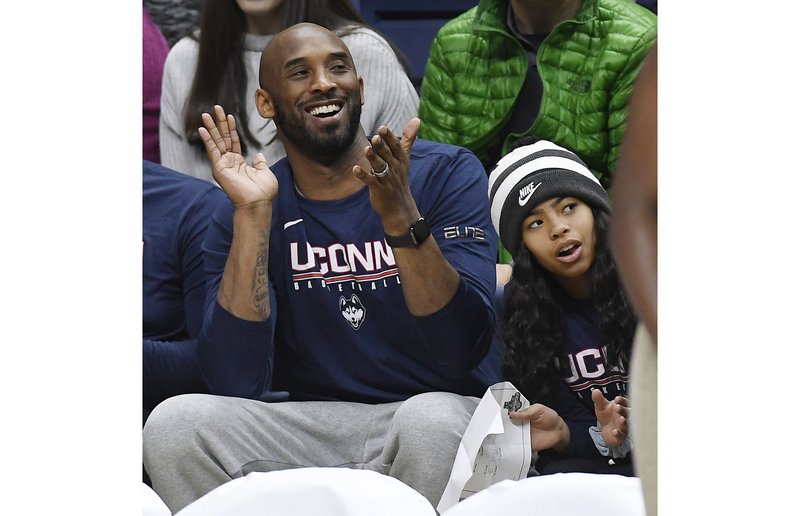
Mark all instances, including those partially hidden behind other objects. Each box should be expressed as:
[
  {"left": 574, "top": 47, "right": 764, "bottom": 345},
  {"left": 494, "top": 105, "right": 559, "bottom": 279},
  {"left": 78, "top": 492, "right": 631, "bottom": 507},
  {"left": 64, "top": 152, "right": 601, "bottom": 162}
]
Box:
[{"left": 143, "top": 23, "right": 499, "bottom": 513}]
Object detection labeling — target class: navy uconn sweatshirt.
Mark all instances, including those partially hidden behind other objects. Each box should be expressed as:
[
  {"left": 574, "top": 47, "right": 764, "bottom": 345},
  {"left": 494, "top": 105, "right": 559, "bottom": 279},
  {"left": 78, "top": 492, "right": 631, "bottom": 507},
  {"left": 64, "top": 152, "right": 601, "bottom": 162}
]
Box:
[
  {"left": 198, "top": 139, "right": 502, "bottom": 403},
  {"left": 541, "top": 296, "right": 630, "bottom": 463}
]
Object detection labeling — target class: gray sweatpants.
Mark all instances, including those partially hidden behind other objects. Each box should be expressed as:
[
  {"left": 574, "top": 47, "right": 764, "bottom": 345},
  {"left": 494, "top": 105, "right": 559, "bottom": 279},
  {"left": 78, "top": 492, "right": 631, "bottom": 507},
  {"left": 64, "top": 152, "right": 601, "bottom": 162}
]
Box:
[{"left": 143, "top": 392, "right": 480, "bottom": 514}]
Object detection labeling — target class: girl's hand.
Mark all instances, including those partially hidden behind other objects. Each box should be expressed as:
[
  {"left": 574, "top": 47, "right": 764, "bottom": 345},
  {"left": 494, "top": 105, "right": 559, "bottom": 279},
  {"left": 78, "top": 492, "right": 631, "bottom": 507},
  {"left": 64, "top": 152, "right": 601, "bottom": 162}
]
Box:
[
  {"left": 510, "top": 403, "right": 570, "bottom": 452},
  {"left": 592, "top": 389, "right": 630, "bottom": 446}
]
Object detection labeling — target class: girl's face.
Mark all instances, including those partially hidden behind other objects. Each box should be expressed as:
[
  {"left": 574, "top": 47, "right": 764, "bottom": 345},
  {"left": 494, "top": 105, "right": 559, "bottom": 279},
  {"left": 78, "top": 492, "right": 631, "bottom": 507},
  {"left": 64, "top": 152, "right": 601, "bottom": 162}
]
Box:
[{"left": 521, "top": 197, "right": 596, "bottom": 298}]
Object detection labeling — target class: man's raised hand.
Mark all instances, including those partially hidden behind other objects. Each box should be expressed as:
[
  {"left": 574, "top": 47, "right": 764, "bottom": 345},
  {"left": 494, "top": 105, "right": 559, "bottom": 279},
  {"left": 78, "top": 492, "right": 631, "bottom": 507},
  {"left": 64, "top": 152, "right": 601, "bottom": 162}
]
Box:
[
  {"left": 352, "top": 117, "right": 421, "bottom": 229},
  {"left": 198, "top": 105, "right": 278, "bottom": 208}
]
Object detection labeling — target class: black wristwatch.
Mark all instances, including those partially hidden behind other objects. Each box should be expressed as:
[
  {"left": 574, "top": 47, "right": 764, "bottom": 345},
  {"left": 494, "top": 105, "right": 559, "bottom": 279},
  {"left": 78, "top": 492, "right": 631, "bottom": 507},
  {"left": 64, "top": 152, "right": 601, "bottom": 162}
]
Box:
[{"left": 384, "top": 217, "right": 431, "bottom": 248}]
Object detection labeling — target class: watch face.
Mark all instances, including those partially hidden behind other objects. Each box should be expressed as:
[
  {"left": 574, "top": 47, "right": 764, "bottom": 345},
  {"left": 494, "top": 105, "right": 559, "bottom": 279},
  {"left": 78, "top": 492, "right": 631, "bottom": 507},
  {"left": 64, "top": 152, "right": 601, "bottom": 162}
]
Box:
[{"left": 410, "top": 218, "right": 431, "bottom": 245}]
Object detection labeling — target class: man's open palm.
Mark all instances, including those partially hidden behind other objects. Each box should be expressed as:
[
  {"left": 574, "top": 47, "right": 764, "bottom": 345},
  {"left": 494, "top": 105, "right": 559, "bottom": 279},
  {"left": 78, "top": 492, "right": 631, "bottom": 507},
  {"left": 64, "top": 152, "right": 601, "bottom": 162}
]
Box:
[{"left": 199, "top": 105, "right": 278, "bottom": 208}]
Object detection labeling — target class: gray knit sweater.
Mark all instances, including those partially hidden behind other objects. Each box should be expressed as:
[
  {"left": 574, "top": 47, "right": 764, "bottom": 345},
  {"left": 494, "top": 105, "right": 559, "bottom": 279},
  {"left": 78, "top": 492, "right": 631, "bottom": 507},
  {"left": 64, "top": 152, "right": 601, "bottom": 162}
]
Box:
[{"left": 159, "top": 27, "right": 419, "bottom": 182}]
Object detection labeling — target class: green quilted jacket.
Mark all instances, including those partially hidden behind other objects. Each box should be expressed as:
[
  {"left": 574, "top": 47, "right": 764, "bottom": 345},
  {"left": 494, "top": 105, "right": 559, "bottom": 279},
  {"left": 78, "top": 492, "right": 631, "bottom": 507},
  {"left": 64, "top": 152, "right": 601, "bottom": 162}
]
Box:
[{"left": 418, "top": 0, "right": 656, "bottom": 188}]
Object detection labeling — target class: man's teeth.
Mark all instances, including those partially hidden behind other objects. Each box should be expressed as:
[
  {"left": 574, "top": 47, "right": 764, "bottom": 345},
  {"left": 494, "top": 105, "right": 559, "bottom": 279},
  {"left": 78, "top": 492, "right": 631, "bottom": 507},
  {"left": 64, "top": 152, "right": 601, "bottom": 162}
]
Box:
[{"left": 309, "top": 104, "right": 341, "bottom": 116}]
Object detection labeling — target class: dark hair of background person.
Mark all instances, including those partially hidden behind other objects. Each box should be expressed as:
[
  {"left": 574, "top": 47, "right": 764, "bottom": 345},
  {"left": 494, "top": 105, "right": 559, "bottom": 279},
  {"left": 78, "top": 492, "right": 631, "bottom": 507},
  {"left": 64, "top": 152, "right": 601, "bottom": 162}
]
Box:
[
  {"left": 501, "top": 208, "right": 638, "bottom": 403},
  {"left": 183, "top": 0, "right": 413, "bottom": 154},
  {"left": 143, "top": 0, "right": 204, "bottom": 47}
]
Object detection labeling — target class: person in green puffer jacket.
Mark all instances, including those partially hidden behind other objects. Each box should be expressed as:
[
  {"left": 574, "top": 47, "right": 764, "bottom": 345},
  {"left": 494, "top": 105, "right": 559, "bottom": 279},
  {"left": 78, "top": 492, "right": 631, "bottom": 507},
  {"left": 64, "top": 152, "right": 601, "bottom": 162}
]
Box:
[{"left": 418, "top": 0, "right": 656, "bottom": 191}]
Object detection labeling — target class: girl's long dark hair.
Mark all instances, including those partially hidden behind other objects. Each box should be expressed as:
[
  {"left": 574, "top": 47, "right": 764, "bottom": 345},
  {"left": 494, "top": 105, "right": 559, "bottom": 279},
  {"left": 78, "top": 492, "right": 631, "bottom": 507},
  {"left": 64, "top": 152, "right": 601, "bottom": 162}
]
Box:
[
  {"left": 183, "top": 0, "right": 411, "bottom": 153},
  {"left": 501, "top": 208, "right": 637, "bottom": 403}
]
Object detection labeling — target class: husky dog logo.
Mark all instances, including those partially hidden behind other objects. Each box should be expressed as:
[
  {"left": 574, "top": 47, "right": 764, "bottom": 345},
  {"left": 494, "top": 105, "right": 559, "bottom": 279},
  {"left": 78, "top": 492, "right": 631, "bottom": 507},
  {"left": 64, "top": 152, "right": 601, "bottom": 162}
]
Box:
[
  {"left": 503, "top": 392, "right": 522, "bottom": 413},
  {"left": 339, "top": 294, "right": 366, "bottom": 330}
]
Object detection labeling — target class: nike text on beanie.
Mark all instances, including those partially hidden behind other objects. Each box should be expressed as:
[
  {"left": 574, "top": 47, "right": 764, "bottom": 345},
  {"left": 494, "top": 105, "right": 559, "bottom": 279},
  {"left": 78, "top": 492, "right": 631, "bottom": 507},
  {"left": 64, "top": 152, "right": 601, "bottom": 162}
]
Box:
[{"left": 488, "top": 139, "right": 610, "bottom": 258}]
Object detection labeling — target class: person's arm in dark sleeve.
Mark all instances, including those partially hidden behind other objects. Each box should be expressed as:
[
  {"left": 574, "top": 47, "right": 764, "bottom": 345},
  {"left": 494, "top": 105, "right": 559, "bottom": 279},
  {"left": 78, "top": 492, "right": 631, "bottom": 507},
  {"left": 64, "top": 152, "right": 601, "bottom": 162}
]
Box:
[
  {"left": 181, "top": 186, "right": 229, "bottom": 337},
  {"left": 412, "top": 147, "right": 498, "bottom": 376},
  {"left": 193, "top": 107, "right": 284, "bottom": 401},
  {"left": 355, "top": 126, "right": 497, "bottom": 377},
  {"left": 143, "top": 185, "right": 228, "bottom": 410},
  {"left": 197, "top": 198, "right": 279, "bottom": 400},
  {"left": 143, "top": 338, "right": 204, "bottom": 410}
]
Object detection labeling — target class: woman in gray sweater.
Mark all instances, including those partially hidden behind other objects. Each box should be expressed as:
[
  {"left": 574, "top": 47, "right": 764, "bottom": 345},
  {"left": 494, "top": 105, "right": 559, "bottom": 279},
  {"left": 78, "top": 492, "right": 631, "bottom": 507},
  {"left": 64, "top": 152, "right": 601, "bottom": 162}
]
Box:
[{"left": 159, "top": 0, "right": 419, "bottom": 181}]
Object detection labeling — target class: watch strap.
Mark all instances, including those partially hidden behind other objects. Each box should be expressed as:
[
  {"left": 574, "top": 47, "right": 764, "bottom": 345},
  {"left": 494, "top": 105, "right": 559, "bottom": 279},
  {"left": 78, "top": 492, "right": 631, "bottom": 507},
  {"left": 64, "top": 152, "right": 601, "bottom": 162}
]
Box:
[{"left": 384, "top": 217, "right": 431, "bottom": 248}]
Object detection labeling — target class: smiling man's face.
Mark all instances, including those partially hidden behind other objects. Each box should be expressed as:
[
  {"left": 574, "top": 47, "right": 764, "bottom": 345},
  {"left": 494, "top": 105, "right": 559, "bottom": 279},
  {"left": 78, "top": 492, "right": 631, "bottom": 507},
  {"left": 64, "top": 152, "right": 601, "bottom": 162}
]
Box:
[{"left": 257, "top": 23, "right": 364, "bottom": 160}]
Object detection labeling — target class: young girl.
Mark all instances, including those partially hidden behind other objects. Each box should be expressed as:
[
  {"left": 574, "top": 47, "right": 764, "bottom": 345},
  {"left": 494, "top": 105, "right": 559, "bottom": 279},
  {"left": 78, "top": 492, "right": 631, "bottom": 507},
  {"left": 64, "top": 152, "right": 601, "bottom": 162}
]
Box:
[{"left": 488, "top": 137, "right": 638, "bottom": 475}]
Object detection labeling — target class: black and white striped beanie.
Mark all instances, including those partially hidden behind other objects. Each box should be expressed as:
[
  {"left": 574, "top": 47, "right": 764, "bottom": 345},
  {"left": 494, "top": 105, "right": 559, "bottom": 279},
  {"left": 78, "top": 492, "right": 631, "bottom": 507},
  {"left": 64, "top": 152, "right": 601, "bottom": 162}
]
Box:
[{"left": 488, "top": 139, "right": 610, "bottom": 257}]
